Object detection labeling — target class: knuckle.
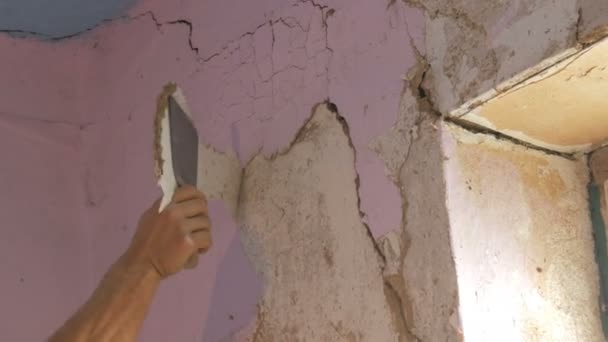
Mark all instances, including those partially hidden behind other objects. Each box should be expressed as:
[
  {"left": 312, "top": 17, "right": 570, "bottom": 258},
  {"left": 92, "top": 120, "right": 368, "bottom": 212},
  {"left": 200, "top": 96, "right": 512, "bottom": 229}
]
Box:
[
  {"left": 181, "top": 235, "right": 196, "bottom": 250},
  {"left": 166, "top": 206, "right": 181, "bottom": 221},
  {"left": 196, "top": 233, "right": 211, "bottom": 247}
]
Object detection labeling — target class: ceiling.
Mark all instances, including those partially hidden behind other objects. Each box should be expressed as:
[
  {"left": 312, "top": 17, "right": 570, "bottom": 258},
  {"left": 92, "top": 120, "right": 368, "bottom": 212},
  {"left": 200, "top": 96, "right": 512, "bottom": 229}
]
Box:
[
  {"left": 0, "top": 0, "right": 135, "bottom": 38},
  {"left": 454, "top": 37, "right": 608, "bottom": 153}
]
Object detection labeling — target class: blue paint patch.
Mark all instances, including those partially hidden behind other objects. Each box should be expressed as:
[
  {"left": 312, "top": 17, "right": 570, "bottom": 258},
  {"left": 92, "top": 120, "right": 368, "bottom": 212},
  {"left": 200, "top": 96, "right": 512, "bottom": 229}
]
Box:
[
  {"left": 0, "top": 0, "right": 136, "bottom": 39},
  {"left": 589, "top": 183, "right": 608, "bottom": 337}
]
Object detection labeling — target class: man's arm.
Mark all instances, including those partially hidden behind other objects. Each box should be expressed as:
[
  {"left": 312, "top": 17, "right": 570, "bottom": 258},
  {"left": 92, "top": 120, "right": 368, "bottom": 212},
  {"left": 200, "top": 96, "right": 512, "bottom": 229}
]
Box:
[{"left": 50, "top": 186, "right": 212, "bottom": 342}]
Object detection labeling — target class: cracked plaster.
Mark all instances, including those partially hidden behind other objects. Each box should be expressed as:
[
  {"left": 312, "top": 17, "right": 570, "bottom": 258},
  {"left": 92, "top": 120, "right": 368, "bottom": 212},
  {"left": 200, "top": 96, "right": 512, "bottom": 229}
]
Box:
[
  {"left": 447, "top": 36, "right": 608, "bottom": 153},
  {"left": 2, "top": 0, "right": 608, "bottom": 340},
  {"left": 238, "top": 104, "right": 400, "bottom": 341},
  {"left": 406, "top": 0, "right": 608, "bottom": 116},
  {"left": 374, "top": 97, "right": 461, "bottom": 341},
  {"left": 82, "top": 0, "right": 418, "bottom": 241},
  {"left": 0, "top": 0, "right": 421, "bottom": 339}
]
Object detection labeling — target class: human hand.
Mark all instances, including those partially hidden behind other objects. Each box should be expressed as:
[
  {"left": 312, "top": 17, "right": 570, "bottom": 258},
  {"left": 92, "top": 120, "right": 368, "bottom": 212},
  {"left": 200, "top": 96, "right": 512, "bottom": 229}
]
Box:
[{"left": 126, "top": 186, "right": 212, "bottom": 279}]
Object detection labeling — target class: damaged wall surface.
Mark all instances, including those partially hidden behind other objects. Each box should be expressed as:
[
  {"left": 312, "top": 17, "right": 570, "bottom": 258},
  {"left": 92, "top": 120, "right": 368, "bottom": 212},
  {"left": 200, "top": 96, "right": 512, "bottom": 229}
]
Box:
[
  {"left": 413, "top": 0, "right": 608, "bottom": 116},
  {"left": 1, "top": 0, "right": 608, "bottom": 340},
  {"left": 443, "top": 124, "right": 603, "bottom": 341},
  {"left": 451, "top": 37, "right": 608, "bottom": 153},
  {"left": 238, "top": 104, "right": 399, "bottom": 341}
]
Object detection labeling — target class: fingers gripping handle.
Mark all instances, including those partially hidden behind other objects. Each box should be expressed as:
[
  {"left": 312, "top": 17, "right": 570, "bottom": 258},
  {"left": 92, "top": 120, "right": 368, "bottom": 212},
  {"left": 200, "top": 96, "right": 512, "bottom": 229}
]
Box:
[{"left": 158, "top": 186, "right": 200, "bottom": 271}]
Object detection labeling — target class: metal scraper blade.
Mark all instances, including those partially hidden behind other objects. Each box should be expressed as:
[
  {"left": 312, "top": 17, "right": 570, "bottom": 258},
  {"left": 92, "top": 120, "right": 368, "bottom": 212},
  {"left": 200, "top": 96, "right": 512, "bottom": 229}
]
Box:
[{"left": 168, "top": 95, "right": 198, "bottom": 186}]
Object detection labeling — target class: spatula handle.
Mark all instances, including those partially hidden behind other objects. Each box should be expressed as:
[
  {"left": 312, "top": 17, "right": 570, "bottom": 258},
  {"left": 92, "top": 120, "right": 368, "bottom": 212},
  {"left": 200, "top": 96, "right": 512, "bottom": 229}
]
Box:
[{"left": 174, "top": 183, "right": 200, "bottom": 269}]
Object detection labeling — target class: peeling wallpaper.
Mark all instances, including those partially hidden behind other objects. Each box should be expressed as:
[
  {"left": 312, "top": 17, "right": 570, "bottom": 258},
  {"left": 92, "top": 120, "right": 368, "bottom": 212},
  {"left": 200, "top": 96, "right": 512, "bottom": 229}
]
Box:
[{"left": 1, "top": 0, "right": 607, "bottom": 340}]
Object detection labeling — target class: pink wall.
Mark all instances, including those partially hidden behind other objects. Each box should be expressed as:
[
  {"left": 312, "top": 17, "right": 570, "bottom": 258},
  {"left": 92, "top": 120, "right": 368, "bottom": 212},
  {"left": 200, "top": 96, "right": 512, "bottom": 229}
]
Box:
[
  {"left": 0, "top": 0, "right": 421, "bottom": 340},
  {"left": 0, "top": 35, "right": 92, "bottom": 341},
  {"left": 3, "top": 0, "right": 607, "bottom": 340}
]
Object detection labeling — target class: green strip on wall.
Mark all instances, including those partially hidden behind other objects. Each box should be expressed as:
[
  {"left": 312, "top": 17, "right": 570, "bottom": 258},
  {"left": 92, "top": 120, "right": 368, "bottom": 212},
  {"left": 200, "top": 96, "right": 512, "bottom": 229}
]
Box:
[{"left": 589, "top": 183, "right": 608, "bottom": 336}]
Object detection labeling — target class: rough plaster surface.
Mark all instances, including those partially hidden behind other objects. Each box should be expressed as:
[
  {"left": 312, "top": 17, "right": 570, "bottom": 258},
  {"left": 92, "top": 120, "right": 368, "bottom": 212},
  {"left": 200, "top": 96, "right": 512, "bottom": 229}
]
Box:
[
  {"left": 396, "top": 120, "right": 463, "bottom": 341},
  {"left": 590, "top": 146, "right": 608, "bottom": 243},
  {"left": 197, "top": 144, "right": 242, "bottom": 218},
  {"left": 0, "top": 1, "right": 416, "bottom": 336},
  {"left": 373, "top": 93, "right": 462, "bottom": 341},
  {"left": 409, "top": 0, "right": 591, "bottom": 115},
  {"left": 444, "top": 124, "right": 603, "bottom": 341},
  {"left": 591, "top": 146, "right": 608, "bottom": 186},
  {"left": 238, "top": 104, "right": 399, "bottom": 341},
  {"left": 2, "top": 0, "right": 607, "bottom": 340},
  {"left": 579, "top": 0, "right": 608, "bottom": 44},
  {"left": 44, "top": 0, "right": 421, "bottom": 242}
]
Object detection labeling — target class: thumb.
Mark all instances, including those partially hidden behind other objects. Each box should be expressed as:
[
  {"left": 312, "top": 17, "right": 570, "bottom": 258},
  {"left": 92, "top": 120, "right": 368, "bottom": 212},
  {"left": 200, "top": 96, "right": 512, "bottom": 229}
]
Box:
[{"left": 150, "top": 197, "right": 163, "bottom": 213}]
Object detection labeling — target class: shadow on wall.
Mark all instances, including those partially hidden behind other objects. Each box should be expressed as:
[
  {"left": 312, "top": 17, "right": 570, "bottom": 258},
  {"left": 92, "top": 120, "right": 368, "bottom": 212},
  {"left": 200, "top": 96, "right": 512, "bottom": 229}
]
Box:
[
  {"left": 0, "top": 0, "right": 136, "bottom": 38},
  {"left": 203, "top": 232, "right": 262, "bottom": 341}
]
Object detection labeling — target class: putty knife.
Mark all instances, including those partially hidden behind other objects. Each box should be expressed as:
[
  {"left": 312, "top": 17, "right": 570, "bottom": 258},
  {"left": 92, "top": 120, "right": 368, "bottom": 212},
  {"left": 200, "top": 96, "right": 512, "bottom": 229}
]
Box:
[
  {"left": 167, "top": 94, "right": 200, "bottom": 269},
  {"left": 168, "top": 95, "right": 198, "bottom": 187}
]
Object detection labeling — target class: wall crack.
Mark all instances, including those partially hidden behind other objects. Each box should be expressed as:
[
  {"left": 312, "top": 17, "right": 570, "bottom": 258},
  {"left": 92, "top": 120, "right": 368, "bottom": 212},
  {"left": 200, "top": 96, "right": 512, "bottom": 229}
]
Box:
[
  {"left": 165, "top": 19, "right": 198, "bottom": 55},
  {"left": 407, "top": 49, "right": 578, "bottom": 160},
  {"left": 445, "top": 116, "right": 577, "bottom": 160},
  {"left": 327, "top": 102, "right": 388, "bottom": 265}
]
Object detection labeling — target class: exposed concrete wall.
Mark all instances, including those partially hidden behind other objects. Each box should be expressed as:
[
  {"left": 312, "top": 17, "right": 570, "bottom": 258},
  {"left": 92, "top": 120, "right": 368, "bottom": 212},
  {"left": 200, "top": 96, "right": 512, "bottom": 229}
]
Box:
[
  {"left": 373, "top": 88, "right": 461, "bottom": 341},
  {"left": 443, "top": 124, "right": 603, "bottom": 341},
  {"left": 238, "top": 104, "right": 400, "bottom": 341}
]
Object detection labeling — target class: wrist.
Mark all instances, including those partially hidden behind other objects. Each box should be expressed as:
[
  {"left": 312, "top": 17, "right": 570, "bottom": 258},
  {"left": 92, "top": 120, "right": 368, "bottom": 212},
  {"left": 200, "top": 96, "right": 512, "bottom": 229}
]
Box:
[{"left": 118, "top": 248, "right": 162, "bottom": 283}]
